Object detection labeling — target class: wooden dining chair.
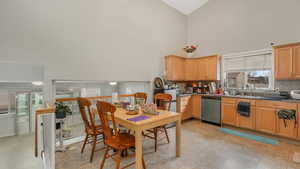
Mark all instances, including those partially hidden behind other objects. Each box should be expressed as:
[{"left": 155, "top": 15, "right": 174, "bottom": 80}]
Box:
[
  {"left": 96, "top": 101, "right": 146, "bottom": 169},
  {"left": 78, "top": 98, "right": 104, "bottom": 162},
  {"left": 134, "top": 92, "right": 147, "bottom": 105},
  {"left": 144, "top": 93, "right": 172, "bottom": 152}
]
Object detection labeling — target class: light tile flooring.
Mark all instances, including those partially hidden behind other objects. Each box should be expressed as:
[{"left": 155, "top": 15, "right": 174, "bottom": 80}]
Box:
[
  {"left": 56, "top": 120, "right": 300, "bottom": 169},
  {"left": 0, "top": 134, "right": 43, "bottom": 169}
]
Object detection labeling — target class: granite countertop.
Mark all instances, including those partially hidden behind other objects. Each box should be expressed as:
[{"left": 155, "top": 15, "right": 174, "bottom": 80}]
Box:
[{"left": 177, "top": 93, "right": 300, "bottom": 103}]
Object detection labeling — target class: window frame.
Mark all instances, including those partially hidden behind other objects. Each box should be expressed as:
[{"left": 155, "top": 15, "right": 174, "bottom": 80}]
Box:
[{"left": 225, "top": 69, "right": 274, "bottom": 90}]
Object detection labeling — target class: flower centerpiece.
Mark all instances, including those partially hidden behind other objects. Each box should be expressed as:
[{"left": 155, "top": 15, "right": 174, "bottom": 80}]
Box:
[{"left": 183, "top": 45, "right": 198, "bottom": 58}]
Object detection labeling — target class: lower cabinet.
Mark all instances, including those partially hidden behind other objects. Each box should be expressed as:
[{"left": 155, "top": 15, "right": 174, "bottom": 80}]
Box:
[
  {"left": 237, "top": 106, "right": 256, "bottom": 130},
  {"left": 192, "top": 95, "right": 201, "bottom": 119},
  {"left": 276, "top": 114, "right": 297, "bottom": 138},
  {"left": 177, "top": 96, "right": 193, "bottom": 121},
  {"left": 221, "top": 98, "right": 299, "bottom": 140},
  {"left": 221, "top": 102, "right": 236, "bottom": 126},
  {"left": 255, "top": 107, "right": 276, "bottom": 134},
  {"left": 275, "top": 103, "right": 298, "bottom": 139},
  {"left": 177, "top": 95, "right": 202, "bottom": 121}
]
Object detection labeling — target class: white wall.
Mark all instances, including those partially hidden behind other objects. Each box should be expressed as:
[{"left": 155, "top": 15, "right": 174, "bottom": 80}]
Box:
[
  {"left": 0, "top": 63, "right": 44, "bottom": 82},
  {"left": 188, "top": 0, "right": 300, "bottom": 56},
  {"left": 0, "top": 0, "right": 187, "bottom": 82}
]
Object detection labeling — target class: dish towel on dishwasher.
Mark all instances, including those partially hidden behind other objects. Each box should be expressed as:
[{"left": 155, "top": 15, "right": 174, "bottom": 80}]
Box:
[{"left": 237, "top": 102, "right": 250, "bottom": 117}]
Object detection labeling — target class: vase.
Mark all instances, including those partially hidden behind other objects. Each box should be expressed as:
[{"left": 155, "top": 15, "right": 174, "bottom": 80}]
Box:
[{"left": 187, "top": 52, "right": 194, "bottom": 58}]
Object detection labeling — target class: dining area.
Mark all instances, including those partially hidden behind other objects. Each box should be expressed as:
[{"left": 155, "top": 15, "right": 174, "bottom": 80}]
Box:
[{"left": 55, "top": 92, "right": 182, "bottom": 169}]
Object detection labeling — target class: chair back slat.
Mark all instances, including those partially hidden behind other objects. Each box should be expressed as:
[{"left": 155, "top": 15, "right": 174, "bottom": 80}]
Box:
[
  {"left": 96, "top": 101, "right": 117, "bottom": 140},
  {"left": 134, "top": 92, "right": 147, "bottom": 104},
  {"left": 154, "top": 93, "right": 172, "bottom": 111},
  {"left": 78, "top": 98, "right": 97, "bottom": 133}
]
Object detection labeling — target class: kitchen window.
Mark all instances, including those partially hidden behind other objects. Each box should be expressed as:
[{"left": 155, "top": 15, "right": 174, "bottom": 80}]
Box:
[
  {"left": 223, "top": 49, "right": 274, "bottom": 90},
  {"left": 226, "top": 70, "right": 272, "bottom": 89}
]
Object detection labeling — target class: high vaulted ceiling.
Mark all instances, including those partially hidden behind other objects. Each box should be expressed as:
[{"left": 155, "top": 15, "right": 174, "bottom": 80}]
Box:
[{"left": 161, "top": 0, "right": 209, "bottom": 15}]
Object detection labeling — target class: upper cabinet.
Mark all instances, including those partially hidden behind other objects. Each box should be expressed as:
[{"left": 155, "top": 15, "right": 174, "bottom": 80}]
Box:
[
  {"left": 206, "top": 56, "right": 218, "bottom": 80},
  {"left": 165, "top": 55, "right": 185, "bottom": 81},
  {"left": 274, "top": 42, "right": 300, "bottom": 80},
  {"left": 293, "top": 45, "right": 300, "bottom": 78},
  {"left": 185, "top": 59, "right": 199, "bottom": 81},
  {"left": 165, "top": 55, "right": 219, "bottom": 81}
]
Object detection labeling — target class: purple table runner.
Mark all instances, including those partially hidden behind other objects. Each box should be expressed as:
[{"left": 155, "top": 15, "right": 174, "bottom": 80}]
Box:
[{"left": 127, "top": 115, "right": 150, "bottom": 122}]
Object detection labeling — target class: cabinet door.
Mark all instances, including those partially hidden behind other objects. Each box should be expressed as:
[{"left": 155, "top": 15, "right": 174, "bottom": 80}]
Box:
[
  {"left": 276, "top": 113, "right": 297, "bottom": 139},
  {"left": 185, "top": 98, "right": 193, "bottom": 120},
  {"left": 177, "top": 96, "right": 192, "bottom": 120},
  {"left": 192, "top": 95, "right": 201, "bottom": 119},
  {"left": 255, "top": 107, "right": 276, "bottom": 134},
  {"left": 184, "top": 60, "right": 193, "bottom": 81},
  {"left": 237, "top": 106, "right": 256, "bottom": 130},
  {"left": 293, "top": 45, "right": 300, "bottom": 78},
  {"left": 221, "top": 103, "right": 236, "bottom": 126},
  {"left": 275, "top": 47, "right": 293, "bottom": 80},
  {"left": 165, "top": 56, "right": 185, "bottom": 81},
  {"left": 185, "top": 59, "right": 198, "bottom": 81},
  {"left": 206, "top": 56, "right": 217, "bottom": 80},
  {"left": 197, "top": 58, "right": 208, "bottom": 80}
]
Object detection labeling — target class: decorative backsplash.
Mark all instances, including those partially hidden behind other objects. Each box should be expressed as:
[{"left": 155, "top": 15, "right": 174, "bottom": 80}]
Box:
[{"left": 275, "top": 80, "right": 300, "bottom": 91}]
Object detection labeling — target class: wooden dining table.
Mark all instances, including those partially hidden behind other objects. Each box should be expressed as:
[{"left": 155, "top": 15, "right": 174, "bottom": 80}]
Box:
[{"left": 113, "top": 108, "right": 182, "bottom": 169}]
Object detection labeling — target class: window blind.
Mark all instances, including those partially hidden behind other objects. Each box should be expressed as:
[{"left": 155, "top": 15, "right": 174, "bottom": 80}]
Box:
[{"left": 223, "top": 50, "right": 273, "bottom": 72}]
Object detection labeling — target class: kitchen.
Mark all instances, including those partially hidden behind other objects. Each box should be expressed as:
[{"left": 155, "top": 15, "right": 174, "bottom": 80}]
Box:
[{"left": 163, "top": 42, "right": 300, "bottom": 141}]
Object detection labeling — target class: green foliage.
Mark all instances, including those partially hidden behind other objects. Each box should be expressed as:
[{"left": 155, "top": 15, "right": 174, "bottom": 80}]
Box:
[{"left": 55, "top": 102, "right": 72, "bottom": 116}]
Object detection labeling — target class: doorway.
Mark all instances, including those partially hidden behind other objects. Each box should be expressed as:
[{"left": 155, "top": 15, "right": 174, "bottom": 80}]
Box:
[{"left": 15, "top": 92, "right": 44, "bottom": 135}]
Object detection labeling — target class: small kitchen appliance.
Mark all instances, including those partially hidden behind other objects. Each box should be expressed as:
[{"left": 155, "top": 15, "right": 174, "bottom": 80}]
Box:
[{"left": 290, "top": 90, "right": 300, "bottom": 100}]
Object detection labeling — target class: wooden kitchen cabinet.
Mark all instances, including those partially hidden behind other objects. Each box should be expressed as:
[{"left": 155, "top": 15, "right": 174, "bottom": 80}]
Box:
[
  {"left": 236, "top": 99, "right": 256, "bottom": 130},
  {"left": 206, "top": 56, "right": 218, "bottom": 80},
  {"left": 276, "top": 113, "right": 297, "bottom": 139},
  {"left": 274, "top": 42, "right": 300, "bottom": 80},
  {"left": 221, "top": 98, "right": 237, "bottom": 126},
  {"left": 192, "top": 95, "right": 201, "bottom": 119},
  {"left": 165, "top": 55, "right": 185, "bottom": 81},
  {"left": 255, "top": 106, "right": 276, "bottom": 134},
  {"left": 165, "top": 54, "right": 219, "bottom": 81},
  {"left": 197, "top": 59, "right": 207, "bottom": 80},
  {"left": 220, "top": 97, "right": 299, "bottom": 140},
  {"left": 177, "top": 95, "right": 202, "bottom": 121},
  {"left": 177, "top": 96, "right": 193, "bottom": 121},
  {"left": 293, "top": 45, "right": 300, "bottom": 78},
  {"left": 185, "top": 59, "right": 199, "bottom": 81},
  {"left": 275, "top": 103, "right": 298, "bottom": 139}
]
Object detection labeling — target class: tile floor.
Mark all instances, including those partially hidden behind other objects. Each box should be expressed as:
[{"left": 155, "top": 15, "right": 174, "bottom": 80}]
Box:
[
  {"left": 56, "top": 120, "right": 300, "bottom": 169},
  {"left": 0, "top": 134, "right": 43, "bottom": 169}
]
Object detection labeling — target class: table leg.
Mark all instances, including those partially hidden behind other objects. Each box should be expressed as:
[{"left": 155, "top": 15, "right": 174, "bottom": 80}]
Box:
[
  {"left": 176, "top": 119, "right": 181, "bottom": 157},
  {"left": 135, "top": 129, "right": 143, "bottom": 169}
]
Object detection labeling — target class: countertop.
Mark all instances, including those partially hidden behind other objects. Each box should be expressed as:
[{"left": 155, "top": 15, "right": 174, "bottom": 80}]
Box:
[{"left": 177, "top": 93, "right": 300, "bottom": 103}]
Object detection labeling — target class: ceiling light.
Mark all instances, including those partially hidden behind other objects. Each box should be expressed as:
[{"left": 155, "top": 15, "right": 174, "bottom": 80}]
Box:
[
  {"left": 32, "top": 81, "right": 44, "bottom": 86},
  {"left": 109, "top": 82, "right": 117, "bottom": 86}
]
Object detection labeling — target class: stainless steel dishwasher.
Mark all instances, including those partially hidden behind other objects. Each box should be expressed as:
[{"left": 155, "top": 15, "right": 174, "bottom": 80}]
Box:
[{"left": 201, "top": 96, "right": 221, "bottom": 125}]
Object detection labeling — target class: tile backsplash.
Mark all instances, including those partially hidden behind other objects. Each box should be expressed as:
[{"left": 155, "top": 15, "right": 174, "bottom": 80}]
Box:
[{"left": 275, "top": 80, "right": 300, "bottom": 91}]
